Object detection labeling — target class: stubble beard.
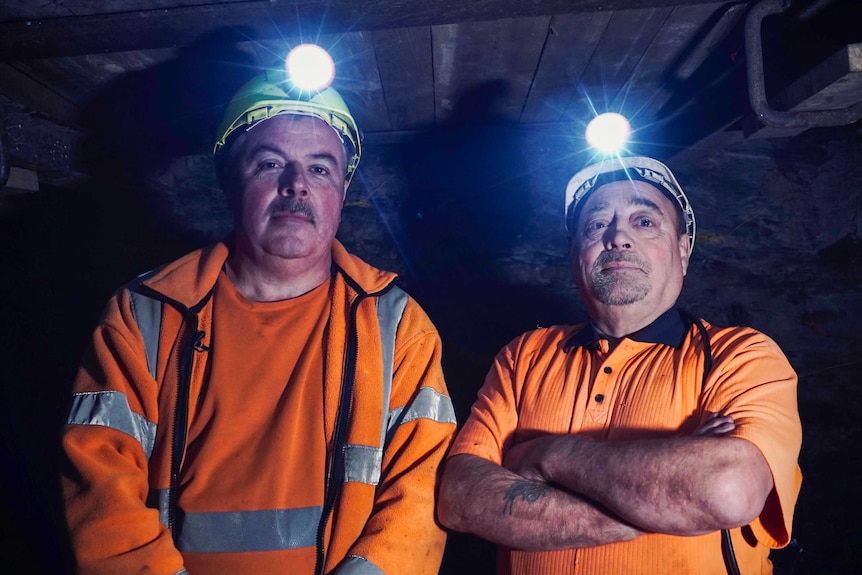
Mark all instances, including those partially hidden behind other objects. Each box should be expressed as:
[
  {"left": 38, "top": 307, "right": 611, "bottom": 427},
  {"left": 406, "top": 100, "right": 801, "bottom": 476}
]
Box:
[{"left": 590, "top": 252, "right": 651, "bottom": 306}]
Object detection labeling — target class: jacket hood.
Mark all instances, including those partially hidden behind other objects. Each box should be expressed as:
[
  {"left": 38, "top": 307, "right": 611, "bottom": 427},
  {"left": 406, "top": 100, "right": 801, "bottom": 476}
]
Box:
[{"left": 141, "top": 238, "right": 397, "bottom": 309}]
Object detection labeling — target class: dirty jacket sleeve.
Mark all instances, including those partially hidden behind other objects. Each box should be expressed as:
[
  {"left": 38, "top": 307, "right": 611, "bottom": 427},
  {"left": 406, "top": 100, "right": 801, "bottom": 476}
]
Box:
[
  {"left": 61, "top": 289, "right": 186, "bottom": 575},
  {"left": 336, "top": 298, "right": 456, "bottom": 575}
]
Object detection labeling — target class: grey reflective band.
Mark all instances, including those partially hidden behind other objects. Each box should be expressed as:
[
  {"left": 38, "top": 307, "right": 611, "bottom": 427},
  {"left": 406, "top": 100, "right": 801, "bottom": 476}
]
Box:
[
  {"left": 332, "top": 286, "right": 409, "bottom": 488},
  {"left": 129, "top": 289, "right": 162, "bottom": 380},
  {"left": 336, "top": 555, "right": 385, "bottom": 575},
  {"left": 148, "top": 488, "right": 171, "bottom": 527},
  {"left": 174, "top": 571, "right": 189, "bottom": 575},
  {"left": 398, "top": 386, "right": 456, "bottom": 425},
  {"left": 376, "top": 286, "right": 408, "bottom": 451},
  {"left": 175, "top": 505, "right": 323, "bottom": 553},
  {"left": 387, "top": 387, "right": 457, "bottom": 439},
  {"left": 344, "top": 444, "right": 383, "bottom": 485},
  {"left": 67, "top": 391, "right": 157, "bottom": 459}
]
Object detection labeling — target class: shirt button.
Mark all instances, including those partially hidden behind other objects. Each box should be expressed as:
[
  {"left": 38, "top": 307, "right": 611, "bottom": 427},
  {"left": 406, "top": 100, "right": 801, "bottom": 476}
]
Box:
[
  {"left": 595, "top": 394, "right": 605, "bottom": 403},
  {"left": 603, "top": 366, "right": 612, "bottom": 374}
]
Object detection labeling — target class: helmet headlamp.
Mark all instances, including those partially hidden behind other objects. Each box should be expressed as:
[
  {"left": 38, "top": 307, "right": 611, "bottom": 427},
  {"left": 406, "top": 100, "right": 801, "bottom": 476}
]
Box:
[
  {"left": 565, "top": 156, "right": 696, "bottom": 255},
  {"left": 214, "top": 45, "right": 361, "bottom": 184}
]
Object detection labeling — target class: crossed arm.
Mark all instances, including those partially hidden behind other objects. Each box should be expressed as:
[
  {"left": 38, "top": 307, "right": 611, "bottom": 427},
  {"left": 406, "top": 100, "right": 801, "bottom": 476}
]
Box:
[
  {"left": 437, "top": 414, "right": 774, "bottom": 550},
  {"left": 438, "top": 453, "right": 643, "bottom": 550}
]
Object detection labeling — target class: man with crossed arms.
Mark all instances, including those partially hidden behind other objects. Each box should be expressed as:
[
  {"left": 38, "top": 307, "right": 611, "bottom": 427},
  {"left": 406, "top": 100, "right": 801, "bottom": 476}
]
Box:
[{"left": 438, "top": 156, "right": 801, "bottom": 574}]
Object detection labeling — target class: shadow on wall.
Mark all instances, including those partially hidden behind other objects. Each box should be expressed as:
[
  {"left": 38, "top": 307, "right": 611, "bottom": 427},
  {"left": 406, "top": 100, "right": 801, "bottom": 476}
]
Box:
[
  {"left": 396, "top": 80, "right": 582, "bottom": 575},
  {"left": 0, "top": 31, "right": 259, "bottom": 574},
  {"left": 399, "top": 79, "right": 581, "bottom": 348},
  {"left": 76, "top": 28, "right": 254, "bottom": 249}
]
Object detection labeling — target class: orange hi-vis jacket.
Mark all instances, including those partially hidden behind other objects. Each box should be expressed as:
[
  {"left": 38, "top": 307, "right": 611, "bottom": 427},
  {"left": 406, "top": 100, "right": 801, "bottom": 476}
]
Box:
[{"left": 62, "top": 239, "right": 456, "bottom": 575}]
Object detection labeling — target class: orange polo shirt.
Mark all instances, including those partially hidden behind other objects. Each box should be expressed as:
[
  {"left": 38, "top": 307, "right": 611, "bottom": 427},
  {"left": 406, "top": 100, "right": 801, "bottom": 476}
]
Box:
[{"left": 450, "top": 308, "right": 802, "bottom": 575}]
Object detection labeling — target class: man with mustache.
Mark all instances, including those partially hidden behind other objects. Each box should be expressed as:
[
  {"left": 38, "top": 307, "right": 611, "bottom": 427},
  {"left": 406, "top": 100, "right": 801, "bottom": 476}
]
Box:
[
  {"left": 438, "top": 156, "right": 801, "bottom": 574},
  {"left": 60, "top": 70, "right": 456, "bottom": 575}
]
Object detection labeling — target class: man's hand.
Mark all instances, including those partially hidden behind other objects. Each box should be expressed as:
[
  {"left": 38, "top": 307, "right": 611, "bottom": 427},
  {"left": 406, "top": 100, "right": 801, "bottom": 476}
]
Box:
[
  {"left": 695, "top": 412, "right": 735, "bottom": 436},
  {"left": 503, "top": 435, "right": 570, "bottom": 483}
]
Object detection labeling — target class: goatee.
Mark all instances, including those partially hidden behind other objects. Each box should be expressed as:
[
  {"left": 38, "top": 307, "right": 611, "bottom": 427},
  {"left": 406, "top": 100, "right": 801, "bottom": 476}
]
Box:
[{"left": 590, "top": 251, "right": 650, "bottom": 306}]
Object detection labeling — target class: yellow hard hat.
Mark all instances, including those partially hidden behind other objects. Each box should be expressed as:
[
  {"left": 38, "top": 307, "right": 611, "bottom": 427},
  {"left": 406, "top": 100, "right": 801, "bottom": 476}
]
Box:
[{"left": 214, "top": 70, "right": 361, "bottom": 182}]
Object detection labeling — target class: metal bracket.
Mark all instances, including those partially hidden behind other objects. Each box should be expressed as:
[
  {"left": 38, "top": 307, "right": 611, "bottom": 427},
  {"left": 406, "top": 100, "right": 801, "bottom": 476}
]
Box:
[{"left": 745, "top": 0, "right": 862, "bottom": 128}]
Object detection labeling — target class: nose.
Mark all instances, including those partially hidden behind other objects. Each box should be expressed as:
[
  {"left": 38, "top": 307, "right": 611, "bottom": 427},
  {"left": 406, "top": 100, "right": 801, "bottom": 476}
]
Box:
[
  {"left": 277, "top": 164, "right": 308, "bottom": 197},
  {"left": 603, "top": 221, "right": 633, "bottom": 250}
]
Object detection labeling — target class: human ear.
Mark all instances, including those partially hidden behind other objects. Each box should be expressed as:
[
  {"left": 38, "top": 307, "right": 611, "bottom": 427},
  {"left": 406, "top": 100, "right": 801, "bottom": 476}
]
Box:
[{"left": 679, "top": 235, "right": 690, "bottom": 276}]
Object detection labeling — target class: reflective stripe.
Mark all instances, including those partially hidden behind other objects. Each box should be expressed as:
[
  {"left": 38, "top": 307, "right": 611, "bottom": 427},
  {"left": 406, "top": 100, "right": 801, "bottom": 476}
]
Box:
[
  {"left": 334, "top": 287, "right": 410, "bottom": 488},
  {"left": 175, "top": 506, "right": 323, "bottom": 553},
  {"left": 129, "top": 289, "right": 162, "bottom": 381},
  {"left": 387, "top": 386, "right": 457, "bottom": 439},
  {"left": 343, "top": 390, "right": 458, "bottom": 484},
  {"left": 67, "top": 391, "right": 157, "bottom": 459},
  {"left": 376, "top": 287, "right": 408, "bottom": 451},
  {"left": 336, "top": 555, "right": 385, "bottom": 575},
  {"left": 344, "top": 444, "right": 383, "bottom": 485},
  {"left": 148, "top": 488, "right": 171, "bottom": 527}
]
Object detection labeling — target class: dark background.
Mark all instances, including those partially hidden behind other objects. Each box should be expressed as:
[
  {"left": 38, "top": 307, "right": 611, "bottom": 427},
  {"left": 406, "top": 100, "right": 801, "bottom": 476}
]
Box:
[
  {"left": 2, "top": 109, "right": 861, "bottom": 575},
  {"left": 2, "top": 0, "right": 861, "bottom": 573}
]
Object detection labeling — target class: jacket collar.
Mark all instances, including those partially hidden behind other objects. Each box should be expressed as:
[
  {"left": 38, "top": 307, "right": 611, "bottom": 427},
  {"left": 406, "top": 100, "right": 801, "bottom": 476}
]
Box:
[
  {"left": 141, "top": 237, "right": 397, "bottom": 310},
  {"left": 565, "top": 306, "right": 688, "bottom": 350}
]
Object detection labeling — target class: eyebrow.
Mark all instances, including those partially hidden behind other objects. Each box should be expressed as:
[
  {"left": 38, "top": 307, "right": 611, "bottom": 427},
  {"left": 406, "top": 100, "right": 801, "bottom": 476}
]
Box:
[
  {"left": 584, "top": 195, "right": 664, "bottom": 218},
  {"left": 244, "top": 145, "right": 341, "bottom": 166},
  {"left": 308, "top": 151, "right": 341, "bottom": 165}
]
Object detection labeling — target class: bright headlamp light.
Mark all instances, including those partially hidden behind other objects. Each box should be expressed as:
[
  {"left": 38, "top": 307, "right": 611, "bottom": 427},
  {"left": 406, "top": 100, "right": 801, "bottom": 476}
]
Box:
[{"left": 213, "top": 45, "right": 362, "bottom": 183}]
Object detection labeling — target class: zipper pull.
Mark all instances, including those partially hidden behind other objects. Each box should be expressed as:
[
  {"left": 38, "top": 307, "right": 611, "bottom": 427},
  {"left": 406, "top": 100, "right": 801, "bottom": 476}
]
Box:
[{"left": 193, "top": 330, "right": 210, "bottom": 352}]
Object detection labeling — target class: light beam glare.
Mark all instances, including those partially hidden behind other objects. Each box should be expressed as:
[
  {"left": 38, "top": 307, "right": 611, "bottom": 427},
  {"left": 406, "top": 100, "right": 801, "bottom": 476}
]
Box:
[
  {"left": 286, "top": 44, "right": 335, "bottom": 91},
  {"left": 585, "top": 112, "right": 631, "bottom": 154}
]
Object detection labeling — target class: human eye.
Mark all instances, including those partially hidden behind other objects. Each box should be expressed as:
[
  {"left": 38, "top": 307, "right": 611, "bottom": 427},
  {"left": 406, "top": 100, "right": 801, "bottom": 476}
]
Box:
[
  {"left": 582, "top": 219, "right": 606, "bottom": 239},
  {"left": 631, "top": 211, "right": 664, "bottom": 235},
  {"left": 258, "top": 159, "right": 282, "bottom": 171},
  {"left": 248, "top": 158, "right": 283, "bottom": 178},
  {"left": 637, "top": 217, "right": 654, "bottom": 228}
]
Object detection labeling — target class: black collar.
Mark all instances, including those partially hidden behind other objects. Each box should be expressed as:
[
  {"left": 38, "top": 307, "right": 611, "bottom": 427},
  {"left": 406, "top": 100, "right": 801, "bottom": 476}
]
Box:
[{"left": 565, "top": 306, "right": 688, "bottom": 350}]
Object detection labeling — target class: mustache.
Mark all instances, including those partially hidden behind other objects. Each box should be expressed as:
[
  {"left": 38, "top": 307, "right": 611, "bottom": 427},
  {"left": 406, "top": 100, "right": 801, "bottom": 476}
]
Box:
[
  {"left": 268, "top": 197, "right": 315, "bottom": 221},
  {"left": 594, "top": 250, "right": 649, "bottom": 271}
]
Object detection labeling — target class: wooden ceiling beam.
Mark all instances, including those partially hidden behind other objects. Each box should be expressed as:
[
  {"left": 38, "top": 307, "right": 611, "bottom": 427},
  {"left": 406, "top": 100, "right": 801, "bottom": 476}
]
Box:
[{"left": 0, "top": 0, "right": 735, "bottom": 60}]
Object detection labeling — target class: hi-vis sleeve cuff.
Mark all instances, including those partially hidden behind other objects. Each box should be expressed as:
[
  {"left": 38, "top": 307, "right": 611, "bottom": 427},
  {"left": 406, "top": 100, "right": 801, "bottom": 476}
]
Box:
[
  {"left": 387, "top": 386, "right": 456, "bottom": 438},
  {"left": 345, "top": 386, "right": 455, "bottom": 487},
  {"left": 67, "top": 390, "right": 157, "bottom": 459}
]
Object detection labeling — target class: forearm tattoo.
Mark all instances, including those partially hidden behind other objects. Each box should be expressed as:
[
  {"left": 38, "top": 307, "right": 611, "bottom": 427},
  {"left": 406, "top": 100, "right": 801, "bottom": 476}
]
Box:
[{"left": 502, "top": 480, "right": 550, "bottom": 515}]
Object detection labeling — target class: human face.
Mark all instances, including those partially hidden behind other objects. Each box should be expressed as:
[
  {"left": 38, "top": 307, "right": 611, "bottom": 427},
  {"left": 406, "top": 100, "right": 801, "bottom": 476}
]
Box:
[
  {"left": 231, "top": 114, "right": 348, "bottom": 263},
  {"left": 572, "top": 179, "right": 690, "bottom": 316}
]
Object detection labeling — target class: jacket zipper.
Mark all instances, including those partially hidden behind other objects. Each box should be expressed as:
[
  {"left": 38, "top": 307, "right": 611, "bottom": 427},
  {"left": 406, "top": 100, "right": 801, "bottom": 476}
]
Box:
[
  {"left": 314, "top": 289, "right": 364, "bottom": 575},
  {"left": 312, "top": 277, "right": 398, "bottom": 574},
  {"left": 168, "top": 314, "right": 201, "bottom": 544}
]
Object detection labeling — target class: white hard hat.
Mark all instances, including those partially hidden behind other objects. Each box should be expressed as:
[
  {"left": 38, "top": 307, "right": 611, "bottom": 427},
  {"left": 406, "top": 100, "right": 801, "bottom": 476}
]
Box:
[{"left": 565, "top": 156, "right": 696, "bottom": 254}]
